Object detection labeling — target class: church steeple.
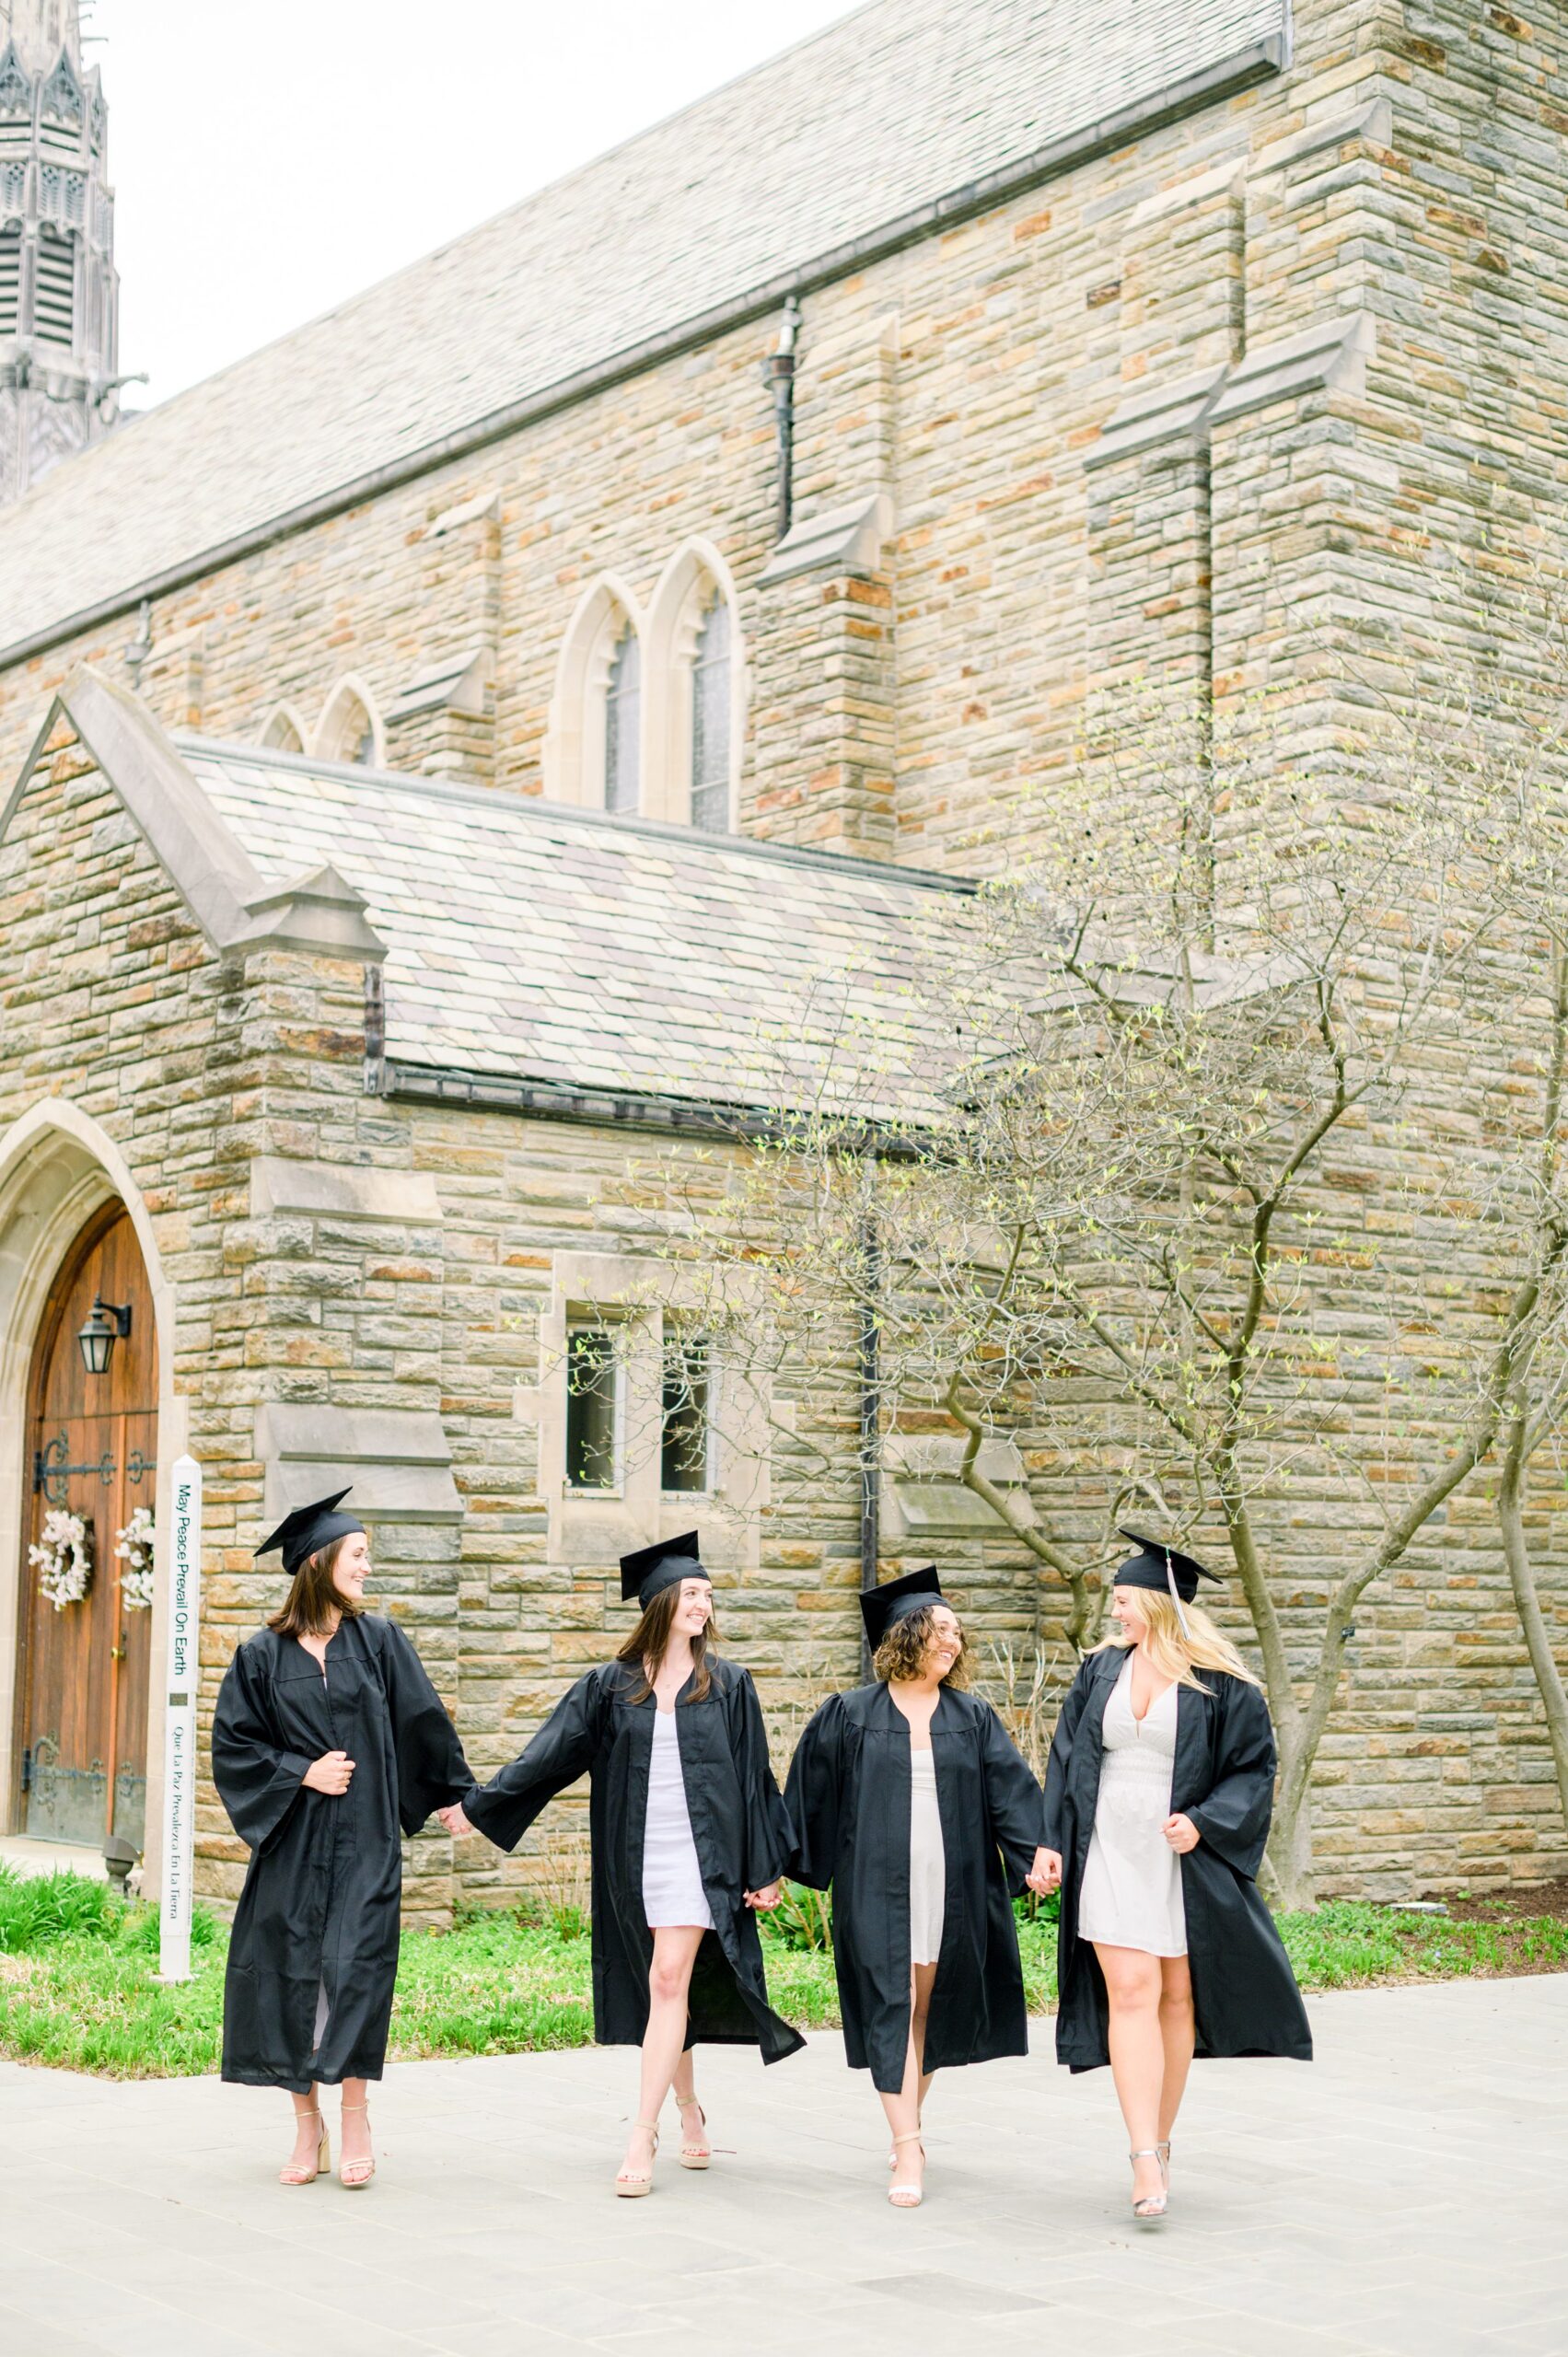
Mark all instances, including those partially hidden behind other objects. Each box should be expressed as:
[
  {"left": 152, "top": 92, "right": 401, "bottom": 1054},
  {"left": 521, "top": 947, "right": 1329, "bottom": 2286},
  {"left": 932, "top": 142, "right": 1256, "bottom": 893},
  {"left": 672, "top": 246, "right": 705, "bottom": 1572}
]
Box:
[
  {"left": 0, "top": 4, "right": 83, "bottom": 72},
  {"left": 0, "top": 0, "right": 121, "bottom": 504}
]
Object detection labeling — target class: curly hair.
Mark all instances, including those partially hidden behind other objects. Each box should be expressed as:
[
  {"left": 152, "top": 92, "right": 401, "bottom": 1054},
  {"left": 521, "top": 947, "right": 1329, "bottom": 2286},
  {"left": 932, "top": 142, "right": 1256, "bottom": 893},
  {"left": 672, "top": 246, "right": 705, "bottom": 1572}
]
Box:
[{"left": 872, "top": 1602, "right": 970, "bottom": 1688}]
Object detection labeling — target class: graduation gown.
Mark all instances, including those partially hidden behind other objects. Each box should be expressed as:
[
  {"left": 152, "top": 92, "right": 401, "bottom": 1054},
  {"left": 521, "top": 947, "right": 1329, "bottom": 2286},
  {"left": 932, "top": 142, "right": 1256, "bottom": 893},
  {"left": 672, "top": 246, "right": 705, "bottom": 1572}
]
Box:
[
  {"left": 784, "top": 1682, "right": 1045, "bottom": 2094},
  {"left": 212, "top": 1613, "right": 472, "bottom": 2091},
  {"left": 1042, "top": 1648, "right": 1313, "bottom": 2072},
  {"left": 460, "top": 1655, "right": 805, "bottom": 2064}
]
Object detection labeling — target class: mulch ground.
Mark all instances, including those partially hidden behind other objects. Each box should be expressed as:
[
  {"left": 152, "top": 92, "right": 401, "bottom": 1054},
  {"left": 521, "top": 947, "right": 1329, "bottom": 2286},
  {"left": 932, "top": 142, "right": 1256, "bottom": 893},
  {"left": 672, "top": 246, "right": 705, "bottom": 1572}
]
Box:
[{"left": 1433, "top": 1876, "right": 1568, "bottom": 1926}]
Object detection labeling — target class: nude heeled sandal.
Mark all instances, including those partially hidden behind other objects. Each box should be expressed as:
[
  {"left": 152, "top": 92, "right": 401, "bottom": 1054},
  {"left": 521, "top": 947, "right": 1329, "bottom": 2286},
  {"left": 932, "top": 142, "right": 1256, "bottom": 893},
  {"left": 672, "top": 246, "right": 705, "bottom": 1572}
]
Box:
[
  {"left": 615, "top": 2118, "right": 660, "bottom": 2198},
  {"left": 677, "top": 2098, "right": 712, "bottom": 2170},
  {"left": 889, "top": 2131, "right": 924, "bottom": 2209},
  {"left": 339, "top": 2102, "right": 376, "bottom": 2189},
  {"left": 279, "top": 2109, "right": 330, "bottom": 2186},
  {"left": 1130, "top": 2147, "right": 1167, "bottom": 2222}
]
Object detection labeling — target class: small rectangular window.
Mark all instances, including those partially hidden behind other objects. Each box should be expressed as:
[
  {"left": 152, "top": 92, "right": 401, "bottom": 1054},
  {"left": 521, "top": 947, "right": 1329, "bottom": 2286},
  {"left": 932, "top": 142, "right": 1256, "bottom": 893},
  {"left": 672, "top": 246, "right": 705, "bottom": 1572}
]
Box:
[
  {"left": 565, "top": 1328, "right": 621, "bottom": 1491},
  {"left": 661, "top": 1337, "right": 714, "bottom": 1493}
]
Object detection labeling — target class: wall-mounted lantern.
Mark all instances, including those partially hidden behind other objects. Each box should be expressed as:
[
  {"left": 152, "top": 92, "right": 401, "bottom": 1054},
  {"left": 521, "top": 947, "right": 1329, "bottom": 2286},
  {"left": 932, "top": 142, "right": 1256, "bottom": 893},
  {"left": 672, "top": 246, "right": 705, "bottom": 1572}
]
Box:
[{"left": 77, "top": 1297, "right": 132, "bottom": 1378}]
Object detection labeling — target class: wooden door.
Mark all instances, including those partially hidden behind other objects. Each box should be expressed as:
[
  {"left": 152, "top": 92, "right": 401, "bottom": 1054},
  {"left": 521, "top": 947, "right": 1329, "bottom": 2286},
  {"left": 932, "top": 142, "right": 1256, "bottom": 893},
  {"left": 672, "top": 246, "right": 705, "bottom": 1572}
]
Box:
[{"left": 17, "top": 1206, "right": 157, "bottom": 1851}]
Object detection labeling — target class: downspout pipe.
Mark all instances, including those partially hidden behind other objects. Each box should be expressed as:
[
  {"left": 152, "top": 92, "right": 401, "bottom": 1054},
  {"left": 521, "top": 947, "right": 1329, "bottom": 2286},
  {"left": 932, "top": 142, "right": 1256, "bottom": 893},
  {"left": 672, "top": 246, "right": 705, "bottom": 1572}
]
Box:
[{"left": 761, "top": 296, "right": 801, "bottom": 540}]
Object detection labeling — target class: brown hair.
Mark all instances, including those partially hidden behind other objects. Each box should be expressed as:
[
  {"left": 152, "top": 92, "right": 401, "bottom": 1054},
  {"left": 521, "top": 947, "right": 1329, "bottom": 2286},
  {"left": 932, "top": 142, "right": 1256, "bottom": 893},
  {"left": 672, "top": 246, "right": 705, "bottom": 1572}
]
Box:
[
  {"left": 267, "top": 1534, "right": 366, "bottom": 1639},
  {"left": 872, "top": 1602, "right": 970, "bottom": 1689},
  {"left": 615, "top": 1577, "right": 715, "bottom": 1704}
]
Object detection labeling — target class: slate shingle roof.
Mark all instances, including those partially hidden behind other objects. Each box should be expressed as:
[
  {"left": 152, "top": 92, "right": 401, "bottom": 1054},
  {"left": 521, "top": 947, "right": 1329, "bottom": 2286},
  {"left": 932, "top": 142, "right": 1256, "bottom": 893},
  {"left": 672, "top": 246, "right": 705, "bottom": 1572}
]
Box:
[
  {"left": 187, "top": 740, "right": 973, "bottom": 1120},
  {"left": 0, "top": 0, "right": 1286, "bottom": 658}
]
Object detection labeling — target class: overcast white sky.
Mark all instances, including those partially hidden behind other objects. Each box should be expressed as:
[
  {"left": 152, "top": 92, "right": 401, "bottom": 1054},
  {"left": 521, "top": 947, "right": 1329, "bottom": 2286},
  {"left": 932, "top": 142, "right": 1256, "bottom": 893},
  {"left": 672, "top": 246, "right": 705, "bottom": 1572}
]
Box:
[{"left": 87, "top": 0, "right": 861, "bottom": 406}]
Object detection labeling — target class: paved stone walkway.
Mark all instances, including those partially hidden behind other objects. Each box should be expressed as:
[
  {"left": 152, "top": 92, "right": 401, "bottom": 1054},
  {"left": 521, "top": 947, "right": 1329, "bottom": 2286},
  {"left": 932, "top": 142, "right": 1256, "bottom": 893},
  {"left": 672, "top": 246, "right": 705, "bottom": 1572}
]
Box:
[
  {"left": 0, "top": 1835, "right": 106, "bottom": 1881},
  {"left": 1, "top": 1975, "right": 1563, "bottom": 2357}
]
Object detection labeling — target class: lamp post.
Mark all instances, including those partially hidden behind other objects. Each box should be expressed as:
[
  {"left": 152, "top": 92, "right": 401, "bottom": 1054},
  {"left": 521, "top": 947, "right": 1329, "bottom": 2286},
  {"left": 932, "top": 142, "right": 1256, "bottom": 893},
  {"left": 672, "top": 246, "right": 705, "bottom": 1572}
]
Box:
[{"left": 77, "top": 1297, "right": 132, "bottom": 1377}]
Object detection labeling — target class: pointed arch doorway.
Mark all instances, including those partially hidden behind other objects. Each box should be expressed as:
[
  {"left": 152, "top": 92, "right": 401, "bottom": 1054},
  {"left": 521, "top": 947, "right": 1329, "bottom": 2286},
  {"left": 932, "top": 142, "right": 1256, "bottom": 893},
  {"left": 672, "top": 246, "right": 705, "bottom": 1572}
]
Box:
[{"left": 14, "top": 1203, "right": 157, "bottom": 1851}]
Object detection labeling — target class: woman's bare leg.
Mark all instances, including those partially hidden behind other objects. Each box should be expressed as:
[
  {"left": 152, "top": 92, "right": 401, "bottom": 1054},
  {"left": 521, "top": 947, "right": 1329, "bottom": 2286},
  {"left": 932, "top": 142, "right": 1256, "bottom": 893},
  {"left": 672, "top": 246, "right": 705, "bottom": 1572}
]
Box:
[
  {"left": 878, "top": 1963, "right": 937, "bottom": 2199},
  {"left": 671, "top": 2025, "right": 710, "bottom": 2160},
  {"left": 1156, "top": 1954, "right": 1195, "bottom": 2145},
  {"left": 912, "top": 1958, "right": 937, "bottom": 2112},
  {"left": 284, "top": 2087, "right": 321, "bottom": 2175},
  {"left": 1095, "top": 1942, "right": 1166, "bottom": 2209},
  {"left": 338, "top": 2075, "right": 371, "bottom": 2173},
  {"left": 620, "top": 1926, "right": 703, "bottom": 2182}
]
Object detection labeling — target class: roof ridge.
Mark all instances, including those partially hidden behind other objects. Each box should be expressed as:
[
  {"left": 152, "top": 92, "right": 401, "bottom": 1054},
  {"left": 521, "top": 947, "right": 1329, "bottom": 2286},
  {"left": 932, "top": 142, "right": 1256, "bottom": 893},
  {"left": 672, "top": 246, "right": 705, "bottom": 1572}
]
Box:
[
  {"left": 177, "top": 732, "right": 979, "bottom": 896},
  {"left": 87, "top": 4, "right": 885, "bottom": 430},
  {"left": 0, "top": 3, "right": 1289, "bottom": 665}
]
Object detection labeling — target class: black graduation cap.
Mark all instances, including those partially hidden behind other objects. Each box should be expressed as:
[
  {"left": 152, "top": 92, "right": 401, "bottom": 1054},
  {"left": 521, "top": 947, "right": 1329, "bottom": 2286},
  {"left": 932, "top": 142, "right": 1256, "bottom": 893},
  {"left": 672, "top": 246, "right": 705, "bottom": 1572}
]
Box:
[
  {"left": 1115, "top": 1527, "right": 1224, "bottom": 1610},
  {"left": 620, "top": 1530, "right": 709, "bottom": 1610},
  {"left": 859, "top": 1565, "right": 946, "bottom": 1652},
  {"left": 254, "top": 1488, "right": 366, "bottom": 1579}
]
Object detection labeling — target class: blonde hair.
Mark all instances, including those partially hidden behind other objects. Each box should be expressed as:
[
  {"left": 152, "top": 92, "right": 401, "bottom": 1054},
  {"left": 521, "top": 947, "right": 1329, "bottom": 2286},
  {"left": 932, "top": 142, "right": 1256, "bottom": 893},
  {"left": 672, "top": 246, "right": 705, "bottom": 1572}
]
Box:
[{"left": 1093, "top": 1586, "right": 1261, "bottom": 1692}]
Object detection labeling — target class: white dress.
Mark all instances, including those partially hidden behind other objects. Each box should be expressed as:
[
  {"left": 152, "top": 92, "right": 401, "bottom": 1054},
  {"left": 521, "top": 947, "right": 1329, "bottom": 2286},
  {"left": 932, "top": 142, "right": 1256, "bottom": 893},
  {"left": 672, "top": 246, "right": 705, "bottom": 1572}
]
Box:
[
  {"left": 1077, "top": 1654, "right": 1187, "bottom": 1956},
  {"left": 642, "top": 1707, "right": 714, "bottom": 1930},
  {"left": 909, "top": 1747, "right": 946, "bottom": 1967}
]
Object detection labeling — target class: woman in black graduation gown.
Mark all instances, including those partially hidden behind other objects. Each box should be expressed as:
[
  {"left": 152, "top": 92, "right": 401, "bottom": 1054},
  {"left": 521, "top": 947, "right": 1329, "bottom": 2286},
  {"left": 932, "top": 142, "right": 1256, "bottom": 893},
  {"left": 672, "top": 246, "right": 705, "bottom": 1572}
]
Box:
[
  {"left": 212, "top": 1490, "right": 473, "bottom": 2189},
  {"left": 784, "top": 1566, "right": 1053, "bottom": 2209},
  {"left": 439, "top": 1532, "right": 801, "bottom": 2195},
  {"left": 1040, "top": 1530, "right": 1312, "bottom": 2223}
]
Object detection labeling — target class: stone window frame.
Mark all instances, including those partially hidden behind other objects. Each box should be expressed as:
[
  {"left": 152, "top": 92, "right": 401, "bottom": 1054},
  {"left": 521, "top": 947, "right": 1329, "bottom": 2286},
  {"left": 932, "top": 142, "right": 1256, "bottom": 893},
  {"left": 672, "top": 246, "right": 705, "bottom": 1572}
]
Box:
[
  {"left": 258, "top": 701, "right": 308, "bottom": 754},
  {"left": 642, "top": 539, "right": 746, "bottom": 831},
  {"left": 517, "top": 1249, "right": 769, "bottom": 1573},
  {"left": 313, "top": 674, "right": 385, "bottom": 770},
  {"left": 540, "top": 574, "right": 644, "bottom": 812}
]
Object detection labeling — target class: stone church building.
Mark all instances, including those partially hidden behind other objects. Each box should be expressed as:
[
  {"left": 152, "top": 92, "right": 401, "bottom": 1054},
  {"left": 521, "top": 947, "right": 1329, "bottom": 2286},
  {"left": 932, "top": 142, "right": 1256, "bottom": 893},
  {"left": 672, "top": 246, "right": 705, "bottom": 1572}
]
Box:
[{"left": 1, "top": 0, "right": 1564, "bottom": 1915}]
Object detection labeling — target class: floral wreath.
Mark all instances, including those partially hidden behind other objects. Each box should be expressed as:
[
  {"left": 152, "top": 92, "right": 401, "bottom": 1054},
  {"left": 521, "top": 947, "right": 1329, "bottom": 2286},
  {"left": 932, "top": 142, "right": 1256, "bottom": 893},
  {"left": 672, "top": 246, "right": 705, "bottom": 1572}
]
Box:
[
  {"left": 30, "top": 1509, "right": 92, "bottom": 1611},
  {"left": 115, "top": 1506, "right": 156, "bottom": 1612}
]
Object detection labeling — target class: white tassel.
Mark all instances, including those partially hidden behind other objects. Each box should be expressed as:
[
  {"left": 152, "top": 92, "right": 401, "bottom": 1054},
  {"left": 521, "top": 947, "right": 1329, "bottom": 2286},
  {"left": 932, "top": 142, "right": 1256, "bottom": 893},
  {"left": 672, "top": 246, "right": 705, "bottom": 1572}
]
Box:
[{"left": 1165, "top": 1551, "right": 1191, "bottom": 1641}]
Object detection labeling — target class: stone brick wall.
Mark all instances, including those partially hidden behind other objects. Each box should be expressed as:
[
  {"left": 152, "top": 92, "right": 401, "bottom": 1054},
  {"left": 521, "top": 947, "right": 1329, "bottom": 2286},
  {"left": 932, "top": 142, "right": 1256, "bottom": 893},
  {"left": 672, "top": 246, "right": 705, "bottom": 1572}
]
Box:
[
  {"left": 0, "top": 733, "right": 466, "bottom": 1918},
  {"left": 4, "top": 1, "right": 1568, "bottom": 1901},
  {"left": 0, "top": 5, "right": 1432, "bottom": 876}
]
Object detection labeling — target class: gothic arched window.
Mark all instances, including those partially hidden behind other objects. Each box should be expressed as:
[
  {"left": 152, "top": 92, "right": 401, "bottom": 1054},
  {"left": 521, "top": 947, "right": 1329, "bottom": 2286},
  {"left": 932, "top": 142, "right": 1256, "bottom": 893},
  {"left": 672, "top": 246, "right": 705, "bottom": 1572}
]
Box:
[
  {"left": 644, "top": 541, "right": 743, "bottom": 831},
  {"left": 604, "top": 622, "right": 641, "bottom": 816},
  {"left": 0, "top": 51, "right": 30, "bottom": 126},
  {"left": 261, "top": 704, "right": 307, "bottom": 754},
  {"left": 690, "top": 593, "right": 731, "bottom": 835},
  {"left": 314, "top": 678, "right": 383, "bottom": 770}
]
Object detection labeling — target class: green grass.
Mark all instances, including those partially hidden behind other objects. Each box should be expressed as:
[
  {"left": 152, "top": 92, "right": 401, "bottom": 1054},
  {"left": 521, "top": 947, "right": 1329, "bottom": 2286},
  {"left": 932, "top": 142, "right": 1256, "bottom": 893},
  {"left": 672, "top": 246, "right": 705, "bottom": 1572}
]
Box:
[
  {"left": 1276, "top": 1899, "right": 1568, "bottom": 1988},
  {"left": 0, "top": 1867, "right": 226, "bottom": 2075},
  {"left": 2, "top": 1864, "right": 1564, "bottom": 2081}
]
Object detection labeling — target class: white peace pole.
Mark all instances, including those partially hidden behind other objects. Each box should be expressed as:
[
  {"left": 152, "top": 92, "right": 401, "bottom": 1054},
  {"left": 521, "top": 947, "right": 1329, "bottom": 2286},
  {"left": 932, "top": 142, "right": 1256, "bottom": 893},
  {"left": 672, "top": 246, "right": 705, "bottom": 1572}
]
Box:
[{"left": 158, "top": 1455, "right": 203, "bottom": 1984}]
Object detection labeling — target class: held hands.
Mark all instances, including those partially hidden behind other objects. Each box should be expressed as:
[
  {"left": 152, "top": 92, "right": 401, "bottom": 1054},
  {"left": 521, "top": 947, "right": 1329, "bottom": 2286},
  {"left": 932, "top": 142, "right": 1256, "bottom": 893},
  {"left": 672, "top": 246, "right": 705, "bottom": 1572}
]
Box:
[
  {"left": 745, "top": 1883, "right": 781, "bottom": 1910},
  {"left": 1026, "top": 1847, "right": 1062, "bottom": 1896},
  {"left": 436, "top": 1802, "right": 473, "bottom": 1837},
  {"left": 1164, "top": 1812, "right": 1200, "bottom": 1854},
  {"left": 302, "top": 1749, "right": 354, "bottom": 1795}
]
